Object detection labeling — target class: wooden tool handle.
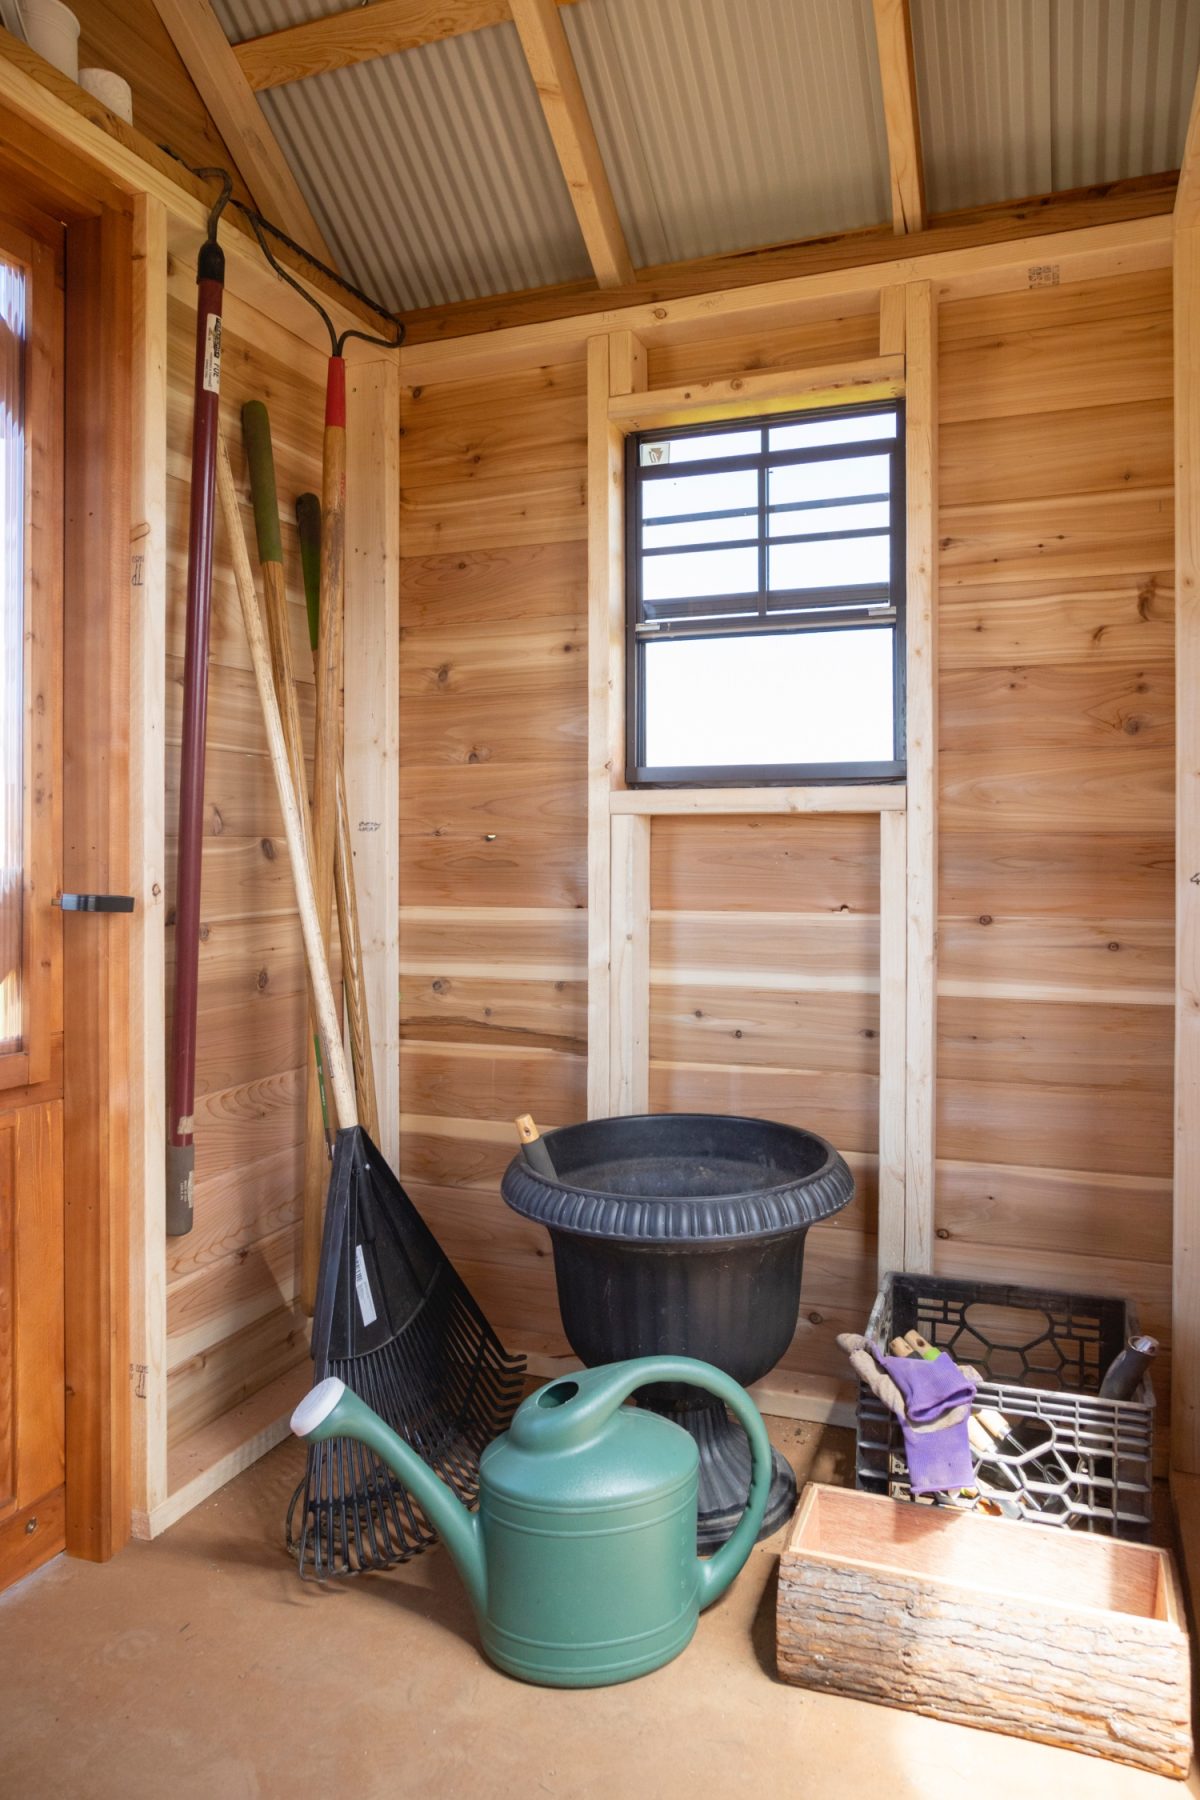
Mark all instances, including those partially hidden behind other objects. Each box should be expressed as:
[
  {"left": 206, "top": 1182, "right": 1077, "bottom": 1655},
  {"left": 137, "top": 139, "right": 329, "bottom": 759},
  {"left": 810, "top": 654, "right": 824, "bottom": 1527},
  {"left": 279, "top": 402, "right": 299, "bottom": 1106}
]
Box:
[
  {"left": 216, "top": 432, "right": 355, "bottom": 1126},
  {"left": 241, "top": 400, "right": 284, "bottom": 567},
  {"left": 514, "top": 1114, "right": 557, "bottom": 1179},
  {"left": 296, "top": 482, "right": 379, "bottom": 1138},
  {"left": 312, "top": 361, "right": 346, "bottom": 1053}
]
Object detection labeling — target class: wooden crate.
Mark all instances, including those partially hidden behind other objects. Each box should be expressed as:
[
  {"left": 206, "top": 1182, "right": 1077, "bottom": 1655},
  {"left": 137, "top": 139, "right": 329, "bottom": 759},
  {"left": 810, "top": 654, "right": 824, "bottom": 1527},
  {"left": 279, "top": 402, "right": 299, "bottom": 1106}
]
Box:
[{"left": 776, "top": 1484, "right": 1192, "bottom": 1778}]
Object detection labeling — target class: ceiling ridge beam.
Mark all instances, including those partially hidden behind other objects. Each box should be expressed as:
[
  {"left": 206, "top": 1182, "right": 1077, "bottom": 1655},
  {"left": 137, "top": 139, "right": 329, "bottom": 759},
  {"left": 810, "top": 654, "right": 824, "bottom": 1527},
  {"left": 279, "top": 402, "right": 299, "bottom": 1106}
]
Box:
[
  {"left": 232, "top": 0, "right": 581, "bottom": 93},
  {"left": 151, "top": 0, "right": 335, "bottom": 265},
  {"left": 509, "top": 0, "right": 633, "bottom": 289},
  {"left": 871, "top": 0, "right": 926, "bottom": 234}
]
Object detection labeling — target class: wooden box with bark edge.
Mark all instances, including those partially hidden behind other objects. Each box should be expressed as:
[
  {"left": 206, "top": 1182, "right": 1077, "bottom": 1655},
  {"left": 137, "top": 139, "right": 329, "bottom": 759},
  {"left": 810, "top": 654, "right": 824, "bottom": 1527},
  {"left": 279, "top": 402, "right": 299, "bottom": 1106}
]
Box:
[{"left": 776, "top": 1484, "right": 1192, "bottom": 1778}]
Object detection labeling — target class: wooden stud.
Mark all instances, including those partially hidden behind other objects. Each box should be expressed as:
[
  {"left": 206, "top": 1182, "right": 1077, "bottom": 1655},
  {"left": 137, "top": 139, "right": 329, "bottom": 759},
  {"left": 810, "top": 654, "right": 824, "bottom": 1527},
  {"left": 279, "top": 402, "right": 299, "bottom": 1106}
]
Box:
[
  {"left": 587, "top": 336, "right": 617, "bottom": 1114},
  {"left": 1174, "top": 225, "right": 1200, "bottom": 1473},
  {"left": 902, "top": 280, "right": 937, "bottom": 1274},
  {"left": 62, "top": 206, "right": 134, "bottom": 1561},
  {"left": 129, "top": 193, "right": 169, "bottom": 1532},
  {"left": 509, "top": 0, "right": 634, "bottom": 290},
  {"left": 871, "top": 0, "right": 926, "bottom": 234},
  {"left": 607, "top": 328, "right": 647, "bottom": 398},
  {"left": 878, "top": 284, "right": 906, "bottom": 357},
  {"left": 609, "top": 813, "right": 650, "bottom": 1113},
  {"left": 877, "top": 808, "right": 906, "bottom": 1276},
  {"left": 344, "top": 355, "right": 402, "bottom": 1167},
  {"left": 149, "top": 0, "right": 335, "bottom": 264},
  {"left": 607, "top": 357, "right": 905, "bottom": 433}
]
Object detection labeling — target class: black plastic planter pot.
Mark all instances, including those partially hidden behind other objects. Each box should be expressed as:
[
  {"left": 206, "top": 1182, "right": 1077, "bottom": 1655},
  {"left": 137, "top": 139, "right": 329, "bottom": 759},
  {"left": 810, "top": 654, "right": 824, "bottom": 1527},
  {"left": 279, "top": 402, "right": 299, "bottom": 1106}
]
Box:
[{"left": 501, "top": 1113, "right": 854, "bottom": 1549}]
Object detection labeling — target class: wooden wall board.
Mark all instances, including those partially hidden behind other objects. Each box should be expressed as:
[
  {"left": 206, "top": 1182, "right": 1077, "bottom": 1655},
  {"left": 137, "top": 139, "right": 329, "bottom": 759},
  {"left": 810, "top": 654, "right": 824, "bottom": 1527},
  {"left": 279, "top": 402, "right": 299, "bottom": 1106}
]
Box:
[
  {"left": 166, "top": 1298, "right": 307, "bottom": 1443},
  {"left": 650, "top": 814, "right": 881, "bottom": 914},
  {"left": 939, "top": 573, "right": 1173, "bottom": 672},
  {"left": 400, "top": 1042, "right": 585, "bottom": 1126},
  {"left": 397, "top": 259, "right": 1178, "bottom": 1439}
]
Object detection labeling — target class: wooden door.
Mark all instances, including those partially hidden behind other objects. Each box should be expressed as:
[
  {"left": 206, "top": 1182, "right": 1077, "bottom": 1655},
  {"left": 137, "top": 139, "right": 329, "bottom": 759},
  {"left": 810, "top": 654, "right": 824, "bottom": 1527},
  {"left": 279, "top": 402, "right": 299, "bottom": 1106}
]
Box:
[{"left": 0, "top": 208, "right": 65, "bottom": 1591}]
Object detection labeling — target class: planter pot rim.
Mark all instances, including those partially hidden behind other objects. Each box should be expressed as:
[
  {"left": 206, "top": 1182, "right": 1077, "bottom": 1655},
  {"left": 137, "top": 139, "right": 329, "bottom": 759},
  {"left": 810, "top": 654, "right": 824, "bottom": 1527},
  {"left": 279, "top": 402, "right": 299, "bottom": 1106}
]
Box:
[{"left": 501, "top": 1112, "right": 855, "bottom": 1245}]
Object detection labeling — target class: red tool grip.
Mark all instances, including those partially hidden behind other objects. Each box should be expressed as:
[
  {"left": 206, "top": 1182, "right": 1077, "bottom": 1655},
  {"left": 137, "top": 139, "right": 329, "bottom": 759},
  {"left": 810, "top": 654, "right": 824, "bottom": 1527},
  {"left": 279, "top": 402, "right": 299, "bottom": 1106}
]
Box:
[{"left": 325, "top": 356, "right": 346, "bottom": 428}]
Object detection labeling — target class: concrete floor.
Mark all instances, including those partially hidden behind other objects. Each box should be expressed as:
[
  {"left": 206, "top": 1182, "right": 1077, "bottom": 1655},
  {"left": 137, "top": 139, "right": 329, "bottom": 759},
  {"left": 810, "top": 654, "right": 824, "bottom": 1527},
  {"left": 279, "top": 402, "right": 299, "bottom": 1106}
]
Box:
[{"left": 0, "top": 1417, "right": 1195, "bottom": 1800}]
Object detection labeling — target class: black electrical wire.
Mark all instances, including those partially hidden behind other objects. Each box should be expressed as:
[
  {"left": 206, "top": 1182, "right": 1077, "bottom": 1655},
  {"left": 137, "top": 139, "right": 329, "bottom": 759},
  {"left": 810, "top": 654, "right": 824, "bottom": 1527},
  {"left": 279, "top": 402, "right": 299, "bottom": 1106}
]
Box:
[{"left": 167, "top": 153, "right": 404, "bottom": 349}]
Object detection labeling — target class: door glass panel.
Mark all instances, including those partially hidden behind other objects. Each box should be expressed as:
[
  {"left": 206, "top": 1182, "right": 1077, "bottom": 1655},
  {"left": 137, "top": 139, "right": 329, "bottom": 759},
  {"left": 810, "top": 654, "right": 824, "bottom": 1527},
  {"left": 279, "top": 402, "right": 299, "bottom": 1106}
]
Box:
[{"left": 1, "top": 256, "right": 24, "bottom": 1054}]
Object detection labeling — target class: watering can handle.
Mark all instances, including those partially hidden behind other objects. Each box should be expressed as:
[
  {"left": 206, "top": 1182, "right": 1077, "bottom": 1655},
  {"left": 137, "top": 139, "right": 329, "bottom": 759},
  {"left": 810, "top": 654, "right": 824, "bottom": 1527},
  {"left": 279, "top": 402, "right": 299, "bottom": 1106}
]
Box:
[{"left": 603, "top": 1356, "right": 774, "bottom": 1610}]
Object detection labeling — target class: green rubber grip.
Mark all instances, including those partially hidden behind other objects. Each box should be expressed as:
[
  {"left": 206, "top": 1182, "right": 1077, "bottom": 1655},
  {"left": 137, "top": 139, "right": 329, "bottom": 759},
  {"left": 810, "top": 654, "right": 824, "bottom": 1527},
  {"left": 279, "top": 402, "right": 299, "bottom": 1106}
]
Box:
[
  {"left": 295, "top": 492, "right": 322, "bottom": 652},
  {"left": 241, "top": 401, "right": 283, "bottom": 567}
]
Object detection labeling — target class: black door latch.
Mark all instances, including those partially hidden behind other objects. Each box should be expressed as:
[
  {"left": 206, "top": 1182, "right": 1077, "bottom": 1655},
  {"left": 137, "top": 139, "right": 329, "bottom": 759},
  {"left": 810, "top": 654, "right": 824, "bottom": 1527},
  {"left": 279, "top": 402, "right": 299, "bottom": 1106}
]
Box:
[{"left": 55, "top": 894, "right": 135, "bottom": 913}]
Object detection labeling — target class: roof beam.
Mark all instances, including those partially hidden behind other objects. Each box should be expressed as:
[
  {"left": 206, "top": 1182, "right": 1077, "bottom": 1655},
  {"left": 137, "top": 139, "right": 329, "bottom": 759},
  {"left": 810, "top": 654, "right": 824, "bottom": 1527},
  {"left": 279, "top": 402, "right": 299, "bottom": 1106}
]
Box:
[
  {"left": 509, "top": 0, "right": 633, "bottom": 289},
  {"left": 150, "top": 0, "right": 335, "bottom": 264},
  {"left": 1178, "top": 61, "right": 1200, "bottom": 227},
  {"left": 232, "top": 0, "right": 580, "bottom": 92},
  {"left": 871, "top": 0, "right": 926, "bottom": 233}
]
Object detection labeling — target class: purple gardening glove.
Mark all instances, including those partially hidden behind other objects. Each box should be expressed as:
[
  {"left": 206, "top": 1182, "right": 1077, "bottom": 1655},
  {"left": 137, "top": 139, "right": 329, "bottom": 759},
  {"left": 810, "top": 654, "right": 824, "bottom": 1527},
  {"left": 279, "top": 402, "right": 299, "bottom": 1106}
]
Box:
[{"left": 878, "top": 1350, "right": 976, "bottom": 1497}]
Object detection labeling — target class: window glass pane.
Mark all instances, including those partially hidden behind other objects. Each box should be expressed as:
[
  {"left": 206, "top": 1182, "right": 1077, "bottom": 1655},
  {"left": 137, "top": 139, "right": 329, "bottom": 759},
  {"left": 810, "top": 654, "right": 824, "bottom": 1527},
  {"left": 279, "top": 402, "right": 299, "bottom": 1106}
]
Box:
[
  {"left": 770, "top": 499, "right": 890, "bottom": 538},
  {"left": 642, "top": 468, "right": 758, "bottom": 520},
  {"left": 769, "top": 453, "right": 890, "bottom": 506},
  {"left": 642, "top": 630, "right": 894, "bottom": 769},
  {"left": 642, "top": 545, "right": 759, "bottom": 602},
  {"left": 769, "top": 411, "right": 897, "bottom": 452},
  {"left": 769, "top": 534, "right": 890, "bottom": 591},
  {"left": 1, "top": 256, "right": 25, "bottom": 1054},
  {"left": 643, "top": 511, "right": 757, "bottom": 549},
  {"left": 640, "top": 428, "right": 760, "bottom": 467}
]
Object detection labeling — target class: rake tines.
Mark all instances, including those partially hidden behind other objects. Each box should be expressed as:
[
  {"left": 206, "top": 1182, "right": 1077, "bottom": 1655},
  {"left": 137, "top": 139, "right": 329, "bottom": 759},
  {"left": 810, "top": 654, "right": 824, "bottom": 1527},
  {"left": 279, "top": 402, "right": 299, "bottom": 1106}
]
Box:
[{"left": 287, "top": 1129, "right": 526, "bottom": 1578}]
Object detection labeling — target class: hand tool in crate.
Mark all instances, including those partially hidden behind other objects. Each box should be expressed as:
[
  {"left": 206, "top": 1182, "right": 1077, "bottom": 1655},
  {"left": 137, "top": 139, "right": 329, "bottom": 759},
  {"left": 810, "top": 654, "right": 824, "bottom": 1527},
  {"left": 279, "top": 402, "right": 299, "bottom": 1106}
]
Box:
[{"left": 855, "top": 1272, "right": 1155, "bottom": 1537}]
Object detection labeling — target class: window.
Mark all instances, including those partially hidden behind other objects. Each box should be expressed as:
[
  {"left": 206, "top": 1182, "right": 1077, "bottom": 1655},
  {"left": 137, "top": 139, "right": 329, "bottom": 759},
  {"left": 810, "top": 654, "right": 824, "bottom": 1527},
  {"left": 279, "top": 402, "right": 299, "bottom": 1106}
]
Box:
[
  {"left": 1, "top": 253, "right": 24, "bottom": 1052},
  {"left": 626, "top": 400, "right": 905, "bottom": 784}
]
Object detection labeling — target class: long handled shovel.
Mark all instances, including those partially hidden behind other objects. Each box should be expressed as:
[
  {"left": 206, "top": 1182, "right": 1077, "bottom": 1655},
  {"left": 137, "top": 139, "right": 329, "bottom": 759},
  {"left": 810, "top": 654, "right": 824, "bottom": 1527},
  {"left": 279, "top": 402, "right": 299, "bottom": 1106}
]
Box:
[
  {"left": 167, "top": 170, "right": 232, "bottom": 1238},
  {"left": 296, "top": 491, "right": 379, "bottom": 1144},
  {"left": 215, "top": 433, "right": 525, "bottom": 1576},
  {"left": 241, "top": 403, "right": 331, "bottom": 1316}
]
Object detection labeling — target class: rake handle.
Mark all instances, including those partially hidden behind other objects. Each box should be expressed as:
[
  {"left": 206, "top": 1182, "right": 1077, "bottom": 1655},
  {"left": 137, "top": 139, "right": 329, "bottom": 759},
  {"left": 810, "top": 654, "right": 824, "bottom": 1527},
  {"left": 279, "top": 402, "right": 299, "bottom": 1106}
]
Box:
[{"left": 216, "top": 431, "right": 356, "bottom": 1126}]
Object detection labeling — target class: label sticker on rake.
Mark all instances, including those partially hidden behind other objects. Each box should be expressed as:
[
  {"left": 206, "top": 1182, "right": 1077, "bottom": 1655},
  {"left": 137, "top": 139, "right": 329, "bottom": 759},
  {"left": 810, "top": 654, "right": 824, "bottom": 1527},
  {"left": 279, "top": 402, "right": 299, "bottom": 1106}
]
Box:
[
  {"left": 202, "top": 315, "right": 223, "bottom": 393},
  {"left": 354, "top": 1245, "right": 378, "bottom": 1327}
]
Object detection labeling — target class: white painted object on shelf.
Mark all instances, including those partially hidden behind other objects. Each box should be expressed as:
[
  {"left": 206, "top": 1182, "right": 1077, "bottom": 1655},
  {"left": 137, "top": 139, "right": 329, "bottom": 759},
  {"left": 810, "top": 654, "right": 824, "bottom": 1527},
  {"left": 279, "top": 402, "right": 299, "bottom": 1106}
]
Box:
[
  {"left": 80, "top": 67, "right": 132, "bottom": 123},
  {"left": 13, "top": 0, "right": 80, "bottom": 81}
]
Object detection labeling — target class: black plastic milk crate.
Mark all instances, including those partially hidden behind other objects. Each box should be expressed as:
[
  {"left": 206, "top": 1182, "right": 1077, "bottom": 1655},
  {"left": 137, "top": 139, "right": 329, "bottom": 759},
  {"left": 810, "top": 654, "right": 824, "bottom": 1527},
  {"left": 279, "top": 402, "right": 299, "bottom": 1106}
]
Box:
[{"left": 855, "top": 1272, "right": 1155, "bottom": 1538}]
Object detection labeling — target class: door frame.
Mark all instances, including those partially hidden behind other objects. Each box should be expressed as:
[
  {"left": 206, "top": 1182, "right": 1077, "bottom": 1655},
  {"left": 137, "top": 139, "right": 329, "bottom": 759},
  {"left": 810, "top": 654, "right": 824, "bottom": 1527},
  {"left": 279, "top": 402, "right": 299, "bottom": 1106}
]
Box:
[{"left": 0, "top": 119, "right": 136, "bottom": 1564}]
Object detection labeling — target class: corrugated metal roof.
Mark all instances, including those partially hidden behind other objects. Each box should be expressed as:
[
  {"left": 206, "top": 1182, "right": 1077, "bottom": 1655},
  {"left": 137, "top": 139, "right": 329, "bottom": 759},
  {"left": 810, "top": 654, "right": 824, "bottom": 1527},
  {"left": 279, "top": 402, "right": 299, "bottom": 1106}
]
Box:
[
  {"left": 214, "top": 0, "right": 1200, "bottom": 314},
  {"left": 913, "top": 0, "right": 1200, "bottom": 214},
  {"left": 564, "top": 0, "right": 891, "bottom": 268},
  {"left": 214, "top": 4, "right": 590, "bottom": 310}
]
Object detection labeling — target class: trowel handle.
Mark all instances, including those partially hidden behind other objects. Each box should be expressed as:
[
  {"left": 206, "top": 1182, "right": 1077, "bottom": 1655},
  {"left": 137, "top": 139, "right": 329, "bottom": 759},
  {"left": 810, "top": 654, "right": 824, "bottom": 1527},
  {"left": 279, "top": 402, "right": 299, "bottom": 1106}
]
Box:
[{"left": 601, "top": 1356, "right": 773, "bottom": 1610}]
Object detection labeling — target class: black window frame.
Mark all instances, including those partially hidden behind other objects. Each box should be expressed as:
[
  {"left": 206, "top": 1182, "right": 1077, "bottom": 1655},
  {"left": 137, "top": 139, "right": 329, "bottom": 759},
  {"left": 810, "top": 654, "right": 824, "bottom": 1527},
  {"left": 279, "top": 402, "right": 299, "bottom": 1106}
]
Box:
[{"left": 624, "top": 398, "right": 907, "bottom": 787}]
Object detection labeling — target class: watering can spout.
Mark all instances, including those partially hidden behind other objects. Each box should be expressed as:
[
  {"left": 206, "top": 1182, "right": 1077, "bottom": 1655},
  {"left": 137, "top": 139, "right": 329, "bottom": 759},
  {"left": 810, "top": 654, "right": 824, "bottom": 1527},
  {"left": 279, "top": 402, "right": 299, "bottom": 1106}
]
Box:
[{"left": 290, "top": 1378, "right": 487, "bottom": 1617}]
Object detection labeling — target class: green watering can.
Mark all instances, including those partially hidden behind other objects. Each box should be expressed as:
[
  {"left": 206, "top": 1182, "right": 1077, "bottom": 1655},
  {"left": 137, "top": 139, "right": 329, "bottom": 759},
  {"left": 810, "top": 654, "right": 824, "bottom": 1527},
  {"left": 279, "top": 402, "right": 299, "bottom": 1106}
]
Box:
[{"left": 290, "top": 1356, "right": 773, "bottom": 1688}]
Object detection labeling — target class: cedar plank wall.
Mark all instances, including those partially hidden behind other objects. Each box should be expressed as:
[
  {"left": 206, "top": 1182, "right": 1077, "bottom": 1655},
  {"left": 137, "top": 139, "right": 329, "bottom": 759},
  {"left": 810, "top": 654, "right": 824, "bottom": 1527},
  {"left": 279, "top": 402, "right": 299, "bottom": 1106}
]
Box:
[
  {"left": 163, "top": 274, "right": 328, "bottom": 1468},
  {"left": 399, "top": 269, "right": 1174, "bottom": 1441}
]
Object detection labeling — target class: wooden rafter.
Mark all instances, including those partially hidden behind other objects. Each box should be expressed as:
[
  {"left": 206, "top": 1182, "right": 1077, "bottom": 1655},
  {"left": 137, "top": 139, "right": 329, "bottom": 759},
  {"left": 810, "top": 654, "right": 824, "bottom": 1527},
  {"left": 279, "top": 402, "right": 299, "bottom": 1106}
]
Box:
[
  {"left": 150, "top": 0, "right": 335, "bottom": 264},
  {"left": 234, "top": 0, "right": 580, "bottom": 92},
  {"left": 871, "top": 0, "right": 926, "bottom": 234},
  {"left": 509, "top": 0, "right": 633, "bottom": 289},
  {"left": 1178, "top": 58, "right": 1200, "bottom": 229}
]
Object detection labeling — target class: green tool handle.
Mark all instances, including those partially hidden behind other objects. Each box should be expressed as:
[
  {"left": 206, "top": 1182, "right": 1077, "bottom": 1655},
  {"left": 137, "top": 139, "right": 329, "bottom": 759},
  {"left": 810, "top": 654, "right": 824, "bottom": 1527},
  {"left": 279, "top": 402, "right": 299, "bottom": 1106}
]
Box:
[
  {"left": 296, "top": 491, "right": 322, "bottom": 652},
  {"left": 241, "top": 401, "right": 283, "bottom": 566}
]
